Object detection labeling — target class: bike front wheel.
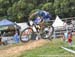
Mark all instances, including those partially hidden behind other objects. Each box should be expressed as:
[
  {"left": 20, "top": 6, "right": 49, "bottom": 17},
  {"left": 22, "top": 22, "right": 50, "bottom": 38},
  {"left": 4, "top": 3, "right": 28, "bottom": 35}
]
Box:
[{"left": 20, "top": 28, "right": 33, "bottom": 42}]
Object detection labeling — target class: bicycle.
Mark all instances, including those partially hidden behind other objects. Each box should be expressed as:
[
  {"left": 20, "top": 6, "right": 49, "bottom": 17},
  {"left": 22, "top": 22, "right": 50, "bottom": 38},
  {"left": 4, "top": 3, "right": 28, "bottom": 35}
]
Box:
[{"left": 20, "top": 20, "right": 54, "bottom": 42}]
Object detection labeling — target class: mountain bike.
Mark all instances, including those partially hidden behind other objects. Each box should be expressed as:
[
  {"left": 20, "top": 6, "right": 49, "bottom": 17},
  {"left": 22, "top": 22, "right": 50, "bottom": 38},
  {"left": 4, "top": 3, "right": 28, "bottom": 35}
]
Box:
[{"left": 20, "top": 20, "right": 54, "bottom": 42}]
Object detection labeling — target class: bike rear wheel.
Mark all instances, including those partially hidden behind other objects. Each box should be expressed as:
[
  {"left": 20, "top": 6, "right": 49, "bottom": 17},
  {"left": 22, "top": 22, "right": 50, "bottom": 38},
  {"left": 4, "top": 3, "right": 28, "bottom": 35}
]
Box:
[{"left": 41, "top": 26, "right": 54, "bottom": 40}]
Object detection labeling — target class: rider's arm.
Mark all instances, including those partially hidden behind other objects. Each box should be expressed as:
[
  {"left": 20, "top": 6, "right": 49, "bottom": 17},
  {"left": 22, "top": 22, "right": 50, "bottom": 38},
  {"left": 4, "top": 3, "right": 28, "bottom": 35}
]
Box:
[
  {"left": 29, "top": 12, "right": 38, "bottom": 20},
  {"left": 28, "top": 12, "right": 38, "bottom": 26}
]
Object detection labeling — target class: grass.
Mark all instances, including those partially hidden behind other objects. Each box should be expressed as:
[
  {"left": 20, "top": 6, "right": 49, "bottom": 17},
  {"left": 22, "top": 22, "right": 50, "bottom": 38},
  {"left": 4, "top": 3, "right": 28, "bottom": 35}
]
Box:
[
  {"left": 63, "top": 36, "right": 75, "bottom": 51},
  {"left": 0, "top": 37, "right": 75, "bottom": 57},
  {"left": 18, "top": 38, "right": 75, "bottom": 57}
]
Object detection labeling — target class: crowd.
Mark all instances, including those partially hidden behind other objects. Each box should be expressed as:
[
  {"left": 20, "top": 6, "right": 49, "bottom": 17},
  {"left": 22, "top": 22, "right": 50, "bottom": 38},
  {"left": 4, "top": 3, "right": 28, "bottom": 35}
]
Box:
[{"left": 0, "top": 30, "right": 20, "bottom": 45}]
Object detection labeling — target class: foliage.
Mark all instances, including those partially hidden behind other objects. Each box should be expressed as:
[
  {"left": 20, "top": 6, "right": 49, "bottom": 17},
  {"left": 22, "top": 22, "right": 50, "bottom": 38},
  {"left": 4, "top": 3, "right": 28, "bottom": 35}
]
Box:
[
  {"left": 41, "top": 3, "right": 54, "bottom": 16},
  {"left": 0, "top": 0, "right": 75, "bottom": 22}
]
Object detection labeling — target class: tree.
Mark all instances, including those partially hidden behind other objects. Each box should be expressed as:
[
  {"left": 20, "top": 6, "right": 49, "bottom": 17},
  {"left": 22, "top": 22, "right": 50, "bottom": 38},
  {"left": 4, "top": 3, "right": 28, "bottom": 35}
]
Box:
[
  {"left": 0, "top": 0, "right": 75, "bottom": 22},
  {"left": 7, "top": 0, "right": 34, "bottom": 22},
  {"left": 41, "top": 3, "right": 54, "bottom": 15}
]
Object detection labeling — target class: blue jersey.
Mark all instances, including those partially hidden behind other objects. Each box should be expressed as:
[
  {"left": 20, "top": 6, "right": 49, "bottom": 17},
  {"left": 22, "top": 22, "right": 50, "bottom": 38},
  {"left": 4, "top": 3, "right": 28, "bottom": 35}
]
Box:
[
  {"left": 34, "top": 17, "right": 42, "bottom": 24},
  {"left": 37, "top": 10, "right": 51, "bottom": 20},
  {"left": 34, "top": 10, "right": 51, "bottom": 24}
]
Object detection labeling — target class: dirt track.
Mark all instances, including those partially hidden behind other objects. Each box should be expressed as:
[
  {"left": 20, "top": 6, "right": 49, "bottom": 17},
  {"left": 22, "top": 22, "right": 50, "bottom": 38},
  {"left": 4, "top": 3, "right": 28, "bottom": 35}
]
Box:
[{"left": 0, "top": 39, "right": 49, "bottom": 57}]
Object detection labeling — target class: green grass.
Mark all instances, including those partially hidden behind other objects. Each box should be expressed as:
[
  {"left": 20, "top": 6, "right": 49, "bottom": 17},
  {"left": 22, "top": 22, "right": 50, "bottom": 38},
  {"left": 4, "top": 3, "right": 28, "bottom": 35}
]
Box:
[
  {"left": 0, "top": 37, "right": 75, "bottom": 57},
  {"left": 63, "top": 36, "right": 75, "bottom": 51},
  {"left": 18, "top": 38, "right": 75, "bottom": 57}
]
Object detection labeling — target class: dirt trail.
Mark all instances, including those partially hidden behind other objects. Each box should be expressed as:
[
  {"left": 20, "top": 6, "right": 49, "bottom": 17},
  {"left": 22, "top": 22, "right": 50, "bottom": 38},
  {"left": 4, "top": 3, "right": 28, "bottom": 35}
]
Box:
[{"left": 0, "top": 39, "right": 49, "bottom": 57}]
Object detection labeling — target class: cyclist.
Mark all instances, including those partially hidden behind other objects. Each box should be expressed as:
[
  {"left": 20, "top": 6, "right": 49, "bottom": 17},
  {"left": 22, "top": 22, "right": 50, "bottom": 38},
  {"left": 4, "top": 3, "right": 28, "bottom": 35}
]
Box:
[
  {"left": 20, "top": 10, "right": 53, "bottom": 42},
  {"left": 29, "top": 10, "right": 52, "bottom": 24},
  {"left": 29, "top": 10, "right": 52, "bottom": 32}
]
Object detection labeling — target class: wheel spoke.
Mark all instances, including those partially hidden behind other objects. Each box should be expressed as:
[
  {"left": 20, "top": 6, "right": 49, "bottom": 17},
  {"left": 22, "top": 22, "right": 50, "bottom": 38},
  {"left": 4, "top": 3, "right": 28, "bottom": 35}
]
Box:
[{"left": 20, "top": 28, "right": 33, "bottom": 42}]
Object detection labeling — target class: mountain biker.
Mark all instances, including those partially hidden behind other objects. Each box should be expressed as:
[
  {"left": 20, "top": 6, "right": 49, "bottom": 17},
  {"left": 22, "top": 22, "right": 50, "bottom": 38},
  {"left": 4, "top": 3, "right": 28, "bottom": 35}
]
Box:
[
  {"left": 29, "top": 10, "right": 52, "bottom": 25},
  {"left": 28, "top": 10, "right": 52, "bottom": 34}
]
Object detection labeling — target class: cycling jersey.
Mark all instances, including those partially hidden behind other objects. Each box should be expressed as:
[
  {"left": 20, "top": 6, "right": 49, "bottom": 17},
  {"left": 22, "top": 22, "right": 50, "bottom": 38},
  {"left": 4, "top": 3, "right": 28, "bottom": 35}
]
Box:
[
  {"left": 34, "top": 16, "right": 42, "bottom": 24},
  {"left": 37, "top": 10, "right": 51, "bottom": 20},
  {"left": 34, "top": 10, "right": 51, "bottom": 24}
]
